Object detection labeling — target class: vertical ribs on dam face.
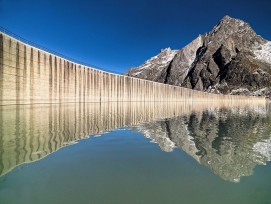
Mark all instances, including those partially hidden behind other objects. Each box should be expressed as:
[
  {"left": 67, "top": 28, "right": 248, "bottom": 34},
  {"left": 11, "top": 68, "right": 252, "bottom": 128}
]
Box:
[{"left": 0, "top": 32, "right": 266, "bottom": 105}]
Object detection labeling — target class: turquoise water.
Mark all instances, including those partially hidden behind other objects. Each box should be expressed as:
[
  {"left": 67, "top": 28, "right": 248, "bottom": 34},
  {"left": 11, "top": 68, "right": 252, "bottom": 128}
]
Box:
[{"left": 0, "top": 102, "right": 271, "bottom": 204}]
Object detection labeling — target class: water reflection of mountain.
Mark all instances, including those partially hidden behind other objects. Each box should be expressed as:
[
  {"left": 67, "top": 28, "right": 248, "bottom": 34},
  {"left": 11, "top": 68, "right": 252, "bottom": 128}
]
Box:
[
  {"left": 0, "top": 101, "right": 268, "bottom": 179},
  {"left": 132, "top": 104, "right": 271, "bottom": 182}
]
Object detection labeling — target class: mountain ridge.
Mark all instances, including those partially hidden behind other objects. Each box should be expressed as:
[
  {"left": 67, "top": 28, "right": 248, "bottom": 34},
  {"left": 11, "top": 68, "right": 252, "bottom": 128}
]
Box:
[{"left": 126, "top": 16, "right": 271, "bottom": 98}]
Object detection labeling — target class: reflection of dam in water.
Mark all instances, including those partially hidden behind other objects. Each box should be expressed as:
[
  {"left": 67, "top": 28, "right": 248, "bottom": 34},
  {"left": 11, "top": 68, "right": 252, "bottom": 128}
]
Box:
[
  {"left": 0, "top": 101, "right": 268, "bottom": 178},
  {"left": 132, "top": 102, "right": 271, "bottom": 182}
]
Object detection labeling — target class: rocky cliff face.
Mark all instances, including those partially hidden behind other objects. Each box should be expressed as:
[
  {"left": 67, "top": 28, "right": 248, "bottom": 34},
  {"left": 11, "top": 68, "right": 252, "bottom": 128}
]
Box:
[{"left": 126, "top": 16, "right": 271, "bottom": 97}]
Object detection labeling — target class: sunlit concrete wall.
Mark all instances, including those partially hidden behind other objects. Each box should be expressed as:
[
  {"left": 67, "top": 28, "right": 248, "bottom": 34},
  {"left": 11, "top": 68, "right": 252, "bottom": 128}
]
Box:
[{"left": 0, "top": 32, "right": 266, "bottom": 105}]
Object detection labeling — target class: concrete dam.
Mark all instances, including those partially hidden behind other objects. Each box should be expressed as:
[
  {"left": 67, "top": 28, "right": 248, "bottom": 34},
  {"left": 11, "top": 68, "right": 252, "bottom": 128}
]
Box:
[{"left": 0, "top": 32, "right": 266, "bottom": 105}]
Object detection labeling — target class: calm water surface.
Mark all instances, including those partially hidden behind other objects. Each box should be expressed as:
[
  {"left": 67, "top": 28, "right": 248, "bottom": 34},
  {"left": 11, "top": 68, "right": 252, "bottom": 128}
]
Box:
[{"left": 0, "top": 102, "right": 271, "bottom": 204}]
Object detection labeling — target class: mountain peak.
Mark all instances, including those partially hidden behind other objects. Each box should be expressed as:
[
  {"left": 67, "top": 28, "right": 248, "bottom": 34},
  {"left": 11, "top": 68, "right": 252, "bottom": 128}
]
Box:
[
  {"left": 220, "top": 15, "right": 243, "bottom": 24},
  {"left": 206, "top": 15, "right": 260, "bottom": 48},
  {"left": 221, "top": 15, "right": 233, "bottom": 21},
  {"left": 126, "top": 16, "right": 271, "bottom": 98},
  {"left": 221, "top": 15, "right": 236, "bottom": 21},
  {"left": 160, "top": 47, "right": 172, "bottom": 53},
  {"left": 212, "top": 15, "right": 250, "bottom": 34}
]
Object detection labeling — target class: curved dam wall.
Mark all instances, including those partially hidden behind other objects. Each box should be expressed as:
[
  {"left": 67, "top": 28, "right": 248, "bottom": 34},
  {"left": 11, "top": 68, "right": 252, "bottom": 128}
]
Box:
[{"left": 0, "top": 32, "right": 266, "bottom": 105}]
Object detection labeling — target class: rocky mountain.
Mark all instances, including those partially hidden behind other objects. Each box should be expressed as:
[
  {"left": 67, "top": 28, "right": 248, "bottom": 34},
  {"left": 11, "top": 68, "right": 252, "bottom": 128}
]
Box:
[{"left": 126, "top": 16, "right": 271, "bottom": 98}]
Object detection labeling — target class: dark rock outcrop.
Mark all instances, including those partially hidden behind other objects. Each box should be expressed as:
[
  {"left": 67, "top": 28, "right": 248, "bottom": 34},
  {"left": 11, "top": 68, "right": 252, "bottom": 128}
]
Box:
[{"left": 126, "top": 16, "right": 271, "bottom": 97}]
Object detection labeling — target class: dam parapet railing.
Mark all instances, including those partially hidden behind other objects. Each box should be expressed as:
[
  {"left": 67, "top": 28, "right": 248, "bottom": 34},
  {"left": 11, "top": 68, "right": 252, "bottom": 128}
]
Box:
[{"left": 0, "top": 30, "right": 266, "bottom": 105}]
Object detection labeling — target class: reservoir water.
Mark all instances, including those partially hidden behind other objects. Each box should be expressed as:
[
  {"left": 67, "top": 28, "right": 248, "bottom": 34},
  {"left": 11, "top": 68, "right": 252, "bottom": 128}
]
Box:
[{"left": 0, "top": 102, "right": 270, "bottom": 204}]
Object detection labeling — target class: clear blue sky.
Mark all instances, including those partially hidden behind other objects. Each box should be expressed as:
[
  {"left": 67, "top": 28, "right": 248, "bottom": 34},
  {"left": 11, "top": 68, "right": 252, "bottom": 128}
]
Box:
[{"left": 1, "top": 0, "right": 270, "bottom": 74}]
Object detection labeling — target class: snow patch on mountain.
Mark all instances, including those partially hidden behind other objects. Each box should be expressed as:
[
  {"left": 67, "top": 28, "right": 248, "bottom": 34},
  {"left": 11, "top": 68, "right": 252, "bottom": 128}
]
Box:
[
  {"left": 254, "top": 41, "right": 271, "bottom": 64},
  {"left": 131, "top": 48, "right": 177, "bottom": 76}
]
